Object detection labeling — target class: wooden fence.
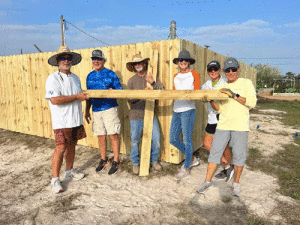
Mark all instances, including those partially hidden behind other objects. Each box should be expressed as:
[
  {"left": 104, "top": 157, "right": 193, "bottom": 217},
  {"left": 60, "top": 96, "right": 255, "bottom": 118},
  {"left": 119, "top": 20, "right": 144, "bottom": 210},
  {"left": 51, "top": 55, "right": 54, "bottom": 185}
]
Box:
[{"left": 0, "top": 39, "right": 257, "bottom": 164}]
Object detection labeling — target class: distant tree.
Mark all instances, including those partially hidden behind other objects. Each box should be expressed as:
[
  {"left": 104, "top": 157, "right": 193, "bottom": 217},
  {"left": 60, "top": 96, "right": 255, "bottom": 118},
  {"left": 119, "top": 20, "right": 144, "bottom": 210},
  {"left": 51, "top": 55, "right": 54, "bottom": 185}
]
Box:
[
  {"left": 285, "top": 72, "right": 295, "bottom": 79},
  {"left": 254, "top": 64, "right": 282, "bottom": 89}
]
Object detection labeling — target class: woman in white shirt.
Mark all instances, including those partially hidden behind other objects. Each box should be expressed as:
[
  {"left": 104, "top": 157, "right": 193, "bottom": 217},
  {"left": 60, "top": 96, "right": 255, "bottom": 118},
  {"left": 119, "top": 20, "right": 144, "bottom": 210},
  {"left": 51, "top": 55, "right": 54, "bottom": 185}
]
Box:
[
  {"left": 170, "top": 50, "right": 201, "bottom": 180},
  {"left": 201, "top": 61, "right": 233, "bottom": 182}
]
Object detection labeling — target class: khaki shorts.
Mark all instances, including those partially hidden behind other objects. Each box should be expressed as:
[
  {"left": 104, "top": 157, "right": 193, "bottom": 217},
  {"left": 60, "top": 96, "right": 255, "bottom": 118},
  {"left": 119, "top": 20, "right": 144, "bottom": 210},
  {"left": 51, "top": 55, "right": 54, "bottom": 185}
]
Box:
[
  {"left": 93, "top": 107, "right": 121, "bottom": 136},
  {"left": 53, "top": 125, "right": 86, "bottom": 146}
]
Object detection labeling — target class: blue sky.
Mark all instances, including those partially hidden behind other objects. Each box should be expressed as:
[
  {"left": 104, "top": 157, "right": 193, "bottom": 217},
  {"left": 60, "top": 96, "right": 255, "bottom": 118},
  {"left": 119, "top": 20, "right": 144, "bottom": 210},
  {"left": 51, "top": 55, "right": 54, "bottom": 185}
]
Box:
[{"left": 1, "top": 0, "right": 300, "bottom": 75}]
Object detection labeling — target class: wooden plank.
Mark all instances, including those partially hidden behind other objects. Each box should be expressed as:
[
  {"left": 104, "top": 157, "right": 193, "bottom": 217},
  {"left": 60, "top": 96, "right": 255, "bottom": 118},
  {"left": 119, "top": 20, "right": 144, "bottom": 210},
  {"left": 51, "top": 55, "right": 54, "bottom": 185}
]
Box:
[
  {"left": 19, "top": 55, "right": 30, "bottom": 134},
  {"left": 6, "top": 56, "right": 17, "bottom": 131},
  {"left": 139, "top": 49, "right": 159, "bottom": 176},
  {"left": 158, "top": 40, "right": 169, "bottom": 162},
  {"left": 120, "top": 44, "right": 132, "bottom": 155},
  {"left": 39, "top": 52, "right": 52, "bottom": 139},
  {"left": 0, "top": 57, "right": 7, "bottom": 129},
  {"left": 86, "top": 89, "right": 229, "bottom": 100}
]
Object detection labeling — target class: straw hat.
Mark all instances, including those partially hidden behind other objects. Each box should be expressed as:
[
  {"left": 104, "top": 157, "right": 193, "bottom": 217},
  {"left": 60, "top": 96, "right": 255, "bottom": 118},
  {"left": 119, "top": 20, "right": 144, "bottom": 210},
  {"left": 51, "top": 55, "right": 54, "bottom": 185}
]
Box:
[
  {"left": 126, "top": 54, "right": 150, "bottom": 72},
  {"left": 48, "top": 45, "right": 82, "bottom": 66}
]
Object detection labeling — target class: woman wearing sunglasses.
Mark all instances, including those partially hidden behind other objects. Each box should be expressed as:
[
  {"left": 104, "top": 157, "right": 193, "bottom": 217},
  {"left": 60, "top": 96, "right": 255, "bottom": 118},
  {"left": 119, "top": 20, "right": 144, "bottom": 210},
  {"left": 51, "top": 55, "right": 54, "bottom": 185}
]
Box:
[
  {"left": 201, "top": 61, "right": 233, "bottom": 182},
  {"left": 170, "top": 50, "right": 201, "bottom": 180},
  {"left": 196, "top": 57, "right": 257, "bottom": 197}
]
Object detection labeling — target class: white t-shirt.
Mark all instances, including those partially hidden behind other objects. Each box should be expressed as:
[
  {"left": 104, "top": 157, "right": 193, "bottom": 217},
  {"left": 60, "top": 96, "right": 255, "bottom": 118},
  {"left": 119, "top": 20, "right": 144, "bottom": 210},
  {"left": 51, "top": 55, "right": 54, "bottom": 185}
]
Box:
[
  {"left": 173, "top": 70, "right": 200, "bottom": 113},
  {"left": 45, "top": 71, "right": 83, "bottom": 129},
  {"left": 201, "top": 77, "right": 227, "bottom": 124}
]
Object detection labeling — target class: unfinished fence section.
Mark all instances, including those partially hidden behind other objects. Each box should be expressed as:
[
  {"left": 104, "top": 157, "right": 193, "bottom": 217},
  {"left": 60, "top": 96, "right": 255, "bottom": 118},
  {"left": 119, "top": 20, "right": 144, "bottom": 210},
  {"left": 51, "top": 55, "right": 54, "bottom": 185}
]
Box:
[{"left": 0, "top": 39, "right": 257, "bottom": 164}]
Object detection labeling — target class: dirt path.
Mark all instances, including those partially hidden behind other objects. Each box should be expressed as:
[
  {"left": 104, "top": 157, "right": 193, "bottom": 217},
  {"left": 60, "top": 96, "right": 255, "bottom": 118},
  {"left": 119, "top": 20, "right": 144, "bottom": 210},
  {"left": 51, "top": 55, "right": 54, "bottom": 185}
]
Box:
[{"left": 0, "top": 106, "right": 299, "bottom": 224}]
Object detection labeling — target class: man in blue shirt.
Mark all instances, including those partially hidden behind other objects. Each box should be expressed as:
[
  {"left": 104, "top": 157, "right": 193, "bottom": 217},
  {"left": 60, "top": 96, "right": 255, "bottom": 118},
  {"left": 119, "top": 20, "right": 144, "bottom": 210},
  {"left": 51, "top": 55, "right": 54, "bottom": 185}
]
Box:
[{"left": 85, "top": 50, "right": 123, "bottom": 175}]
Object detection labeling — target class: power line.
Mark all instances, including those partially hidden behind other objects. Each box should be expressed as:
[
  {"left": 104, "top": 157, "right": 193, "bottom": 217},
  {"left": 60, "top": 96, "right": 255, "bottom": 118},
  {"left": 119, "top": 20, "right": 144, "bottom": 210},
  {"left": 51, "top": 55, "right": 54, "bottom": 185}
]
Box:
[{"left": 64, "top": 20, "right": 110, "bottom": 46}]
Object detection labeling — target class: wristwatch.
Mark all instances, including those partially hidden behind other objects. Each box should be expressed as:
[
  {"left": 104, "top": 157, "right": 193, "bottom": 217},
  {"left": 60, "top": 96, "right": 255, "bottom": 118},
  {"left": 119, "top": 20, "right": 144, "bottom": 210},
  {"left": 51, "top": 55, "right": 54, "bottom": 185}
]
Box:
[{"left": 235, "top": 94, "right": 240, "bottom": 100}]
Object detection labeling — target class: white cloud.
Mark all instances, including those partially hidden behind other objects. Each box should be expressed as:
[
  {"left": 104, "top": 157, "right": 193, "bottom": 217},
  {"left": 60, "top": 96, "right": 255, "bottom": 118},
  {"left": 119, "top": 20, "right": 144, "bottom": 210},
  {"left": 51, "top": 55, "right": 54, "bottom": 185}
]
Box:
[
  {"left": 284, "top": 19, "right": 300, "bottom": 27},
  {"left": 177, "top": 19, "right": 277, "bottom": 44},
  {"left": 0, "top": 19, "right": 299, "bottom": 74}
]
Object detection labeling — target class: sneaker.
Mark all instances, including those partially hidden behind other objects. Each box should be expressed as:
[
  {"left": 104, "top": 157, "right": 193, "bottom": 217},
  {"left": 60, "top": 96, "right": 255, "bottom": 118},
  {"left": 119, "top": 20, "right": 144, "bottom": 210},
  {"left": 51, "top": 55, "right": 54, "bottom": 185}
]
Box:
[
  {"left": 151, "top": 162, "right": 162, "bottom": 171},
  {"left": 96, "top": 159, "right": 110, "bottom": 172},
  {"left": 225, "top": 165, "right": 235, "bottom": 182},
  {"left": 174, "top": 168, "right": 190, "bottom": 180},
  {"left": 190, "top": 157, "right": 200, "bottom": 168},
  {"left": 51, "top": 178, "right": 63, "bottom": 193},
  {"left": 65, "top": 168, "right": 85, "bottom": 180},
  {"left": 196, "top": 181, "right": 214, "bottom": 194},
  {"left": 133, "top": 165, "right": 139, "bottom": 175},
  {"left": 214, "top": 169, "right": 227, "bottom": 180},
  {"left": 181, "top": 157, "right": 200, "bottom": 170},
  {"left": 108, "top": 161, "right": 120, "bottom": 175},
  {"left": 233, "top": 182, "right": 240, "bottom": 197}
]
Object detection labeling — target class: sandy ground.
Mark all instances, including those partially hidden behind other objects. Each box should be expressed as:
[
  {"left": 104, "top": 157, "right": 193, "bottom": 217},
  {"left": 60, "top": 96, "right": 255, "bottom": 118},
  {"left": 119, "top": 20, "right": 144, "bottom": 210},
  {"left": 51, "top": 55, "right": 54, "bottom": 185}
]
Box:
[{"left": 1, "top": 105, "right": 300, "bottom": 224}]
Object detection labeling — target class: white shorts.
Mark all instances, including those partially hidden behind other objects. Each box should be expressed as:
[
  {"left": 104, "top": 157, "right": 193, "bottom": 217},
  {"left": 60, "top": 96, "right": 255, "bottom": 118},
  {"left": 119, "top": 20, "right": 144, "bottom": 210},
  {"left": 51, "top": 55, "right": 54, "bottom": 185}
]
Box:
[{"left": 92, "top": 107, "right": 121, "bottom": 136}]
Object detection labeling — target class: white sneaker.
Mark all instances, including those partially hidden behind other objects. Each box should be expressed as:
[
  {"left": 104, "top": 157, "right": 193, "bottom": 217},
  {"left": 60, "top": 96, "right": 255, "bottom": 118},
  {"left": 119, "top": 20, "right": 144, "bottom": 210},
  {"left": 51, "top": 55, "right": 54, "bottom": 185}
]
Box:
[
  {"left": 51, "top": 178, "right": 63, "bottom": 193},
  {"left": 190, "top": 157, "right": 200, "bottom": 168},
  {"left": 65, "top": 168, "right": 85, "bottom": 180},
  {"left": 233, "top": 182, "right": 240, "bottom": 197},
  {"left": 181, "top": 156, "right": 200, "bottom": 169}
]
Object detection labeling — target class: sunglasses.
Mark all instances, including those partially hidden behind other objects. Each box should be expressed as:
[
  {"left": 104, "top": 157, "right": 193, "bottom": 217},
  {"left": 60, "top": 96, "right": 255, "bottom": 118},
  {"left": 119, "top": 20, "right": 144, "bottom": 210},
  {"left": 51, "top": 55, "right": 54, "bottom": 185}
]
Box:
[
  {"left": 132, "top": 62, "right": 143, "bottom": 66},
  {"left": 224, "top": 67, "right": 238, "bottom": 73},
  {"left": 178, "top": 58, "right": 190, "bottom": 63},
  {"left": 92, "top": 57, "right": 104, "bottom": 61},
  {"left": 207, "top": 67, "right": 219, "bottom": 72},
  {"left": 59, "top": 56, "right": 72, "bottom": 61}
]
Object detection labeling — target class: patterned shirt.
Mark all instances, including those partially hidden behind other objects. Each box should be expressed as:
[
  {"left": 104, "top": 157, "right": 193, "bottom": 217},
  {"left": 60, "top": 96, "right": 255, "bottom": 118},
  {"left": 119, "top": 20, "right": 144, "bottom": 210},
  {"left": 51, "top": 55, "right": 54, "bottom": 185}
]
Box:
[{"left": 86, "top": 68, "right": 123, "bottom": 112}]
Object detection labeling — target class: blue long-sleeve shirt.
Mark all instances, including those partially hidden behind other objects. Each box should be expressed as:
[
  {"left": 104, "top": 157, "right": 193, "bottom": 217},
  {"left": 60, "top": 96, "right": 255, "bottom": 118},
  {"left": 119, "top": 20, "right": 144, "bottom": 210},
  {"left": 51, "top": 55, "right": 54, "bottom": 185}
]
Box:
[{"left": 86, "top": 68, "right": 123, "bottom": 112}]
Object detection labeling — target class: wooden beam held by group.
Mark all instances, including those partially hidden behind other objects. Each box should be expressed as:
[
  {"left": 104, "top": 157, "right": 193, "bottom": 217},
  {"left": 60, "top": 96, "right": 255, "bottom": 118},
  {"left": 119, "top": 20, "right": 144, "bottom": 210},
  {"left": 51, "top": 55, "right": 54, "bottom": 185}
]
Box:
[{"left": 86, "top": 90, "right": 229, "bottom": 100}]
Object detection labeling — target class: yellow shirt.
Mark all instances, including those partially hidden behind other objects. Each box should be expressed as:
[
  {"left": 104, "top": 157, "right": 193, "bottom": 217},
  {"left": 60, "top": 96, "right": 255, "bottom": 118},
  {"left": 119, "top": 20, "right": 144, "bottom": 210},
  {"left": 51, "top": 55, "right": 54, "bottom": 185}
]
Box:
[{"left": 216, "top": 78, "right": 257, "bottom": 131}]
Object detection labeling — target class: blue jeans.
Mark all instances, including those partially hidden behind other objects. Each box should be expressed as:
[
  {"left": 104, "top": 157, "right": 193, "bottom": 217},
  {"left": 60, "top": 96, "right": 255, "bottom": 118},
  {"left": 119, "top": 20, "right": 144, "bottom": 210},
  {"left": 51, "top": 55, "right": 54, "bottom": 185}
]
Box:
[
  {"left": 130, "top": 117, "right": 160, "bottom": 166},
  {"left": 170, "top": 109, "right": 196, "bottom": 169}
]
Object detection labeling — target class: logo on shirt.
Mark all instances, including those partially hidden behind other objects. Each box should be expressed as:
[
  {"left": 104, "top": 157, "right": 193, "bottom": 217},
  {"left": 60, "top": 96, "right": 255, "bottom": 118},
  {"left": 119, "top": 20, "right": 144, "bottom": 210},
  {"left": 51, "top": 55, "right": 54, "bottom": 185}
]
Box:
[{"left": 49, "top": 91, "right": 53, "bottom": 95}]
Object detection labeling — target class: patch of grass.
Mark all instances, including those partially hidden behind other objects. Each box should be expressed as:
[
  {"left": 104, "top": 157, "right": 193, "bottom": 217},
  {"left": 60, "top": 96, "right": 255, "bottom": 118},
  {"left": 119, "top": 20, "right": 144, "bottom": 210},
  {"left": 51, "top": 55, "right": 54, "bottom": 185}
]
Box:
[
  {"left": 274, "top": 201, "right": 300, "bottom": 224},
  {"left": 246, "top": 215, "right": 276, "bottom": 225},
  {"left": 221, "top": 195, "right": 232, "bottom": 203},
  {"left": 257, "top": 99, "right": 300, "bottom": 129},
  {"left": 247, "top": 144, "right": 300, "bottom": 200},
  {"left": 248, "top": 100, "right": 300, "bottom": 201}
]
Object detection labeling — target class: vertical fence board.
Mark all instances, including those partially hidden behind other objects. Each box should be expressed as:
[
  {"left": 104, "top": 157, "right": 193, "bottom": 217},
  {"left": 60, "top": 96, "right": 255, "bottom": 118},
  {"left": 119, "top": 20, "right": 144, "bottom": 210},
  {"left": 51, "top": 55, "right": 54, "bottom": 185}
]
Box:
[
  {"left": 120, "top": 44, "right": 131, "bottom": 155},
  {"left": 0, "top": 57, "right": 7, "bottom": 129},
  {"left": 167, "top": 39, "right": 182, "bottom": 164}
]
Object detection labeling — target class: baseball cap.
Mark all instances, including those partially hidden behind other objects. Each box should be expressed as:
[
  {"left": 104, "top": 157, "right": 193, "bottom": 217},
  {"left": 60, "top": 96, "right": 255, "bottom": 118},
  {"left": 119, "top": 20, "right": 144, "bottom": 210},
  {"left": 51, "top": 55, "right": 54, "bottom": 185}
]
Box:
[
  {"left": 207, "top": 60, "right": 221, "bottom": 70},
  {"left": 224, "top": 58, "right": 239, "bottom": 70},
  {"left": 91, "top": 50, "right": 106, "bottom": 60}
]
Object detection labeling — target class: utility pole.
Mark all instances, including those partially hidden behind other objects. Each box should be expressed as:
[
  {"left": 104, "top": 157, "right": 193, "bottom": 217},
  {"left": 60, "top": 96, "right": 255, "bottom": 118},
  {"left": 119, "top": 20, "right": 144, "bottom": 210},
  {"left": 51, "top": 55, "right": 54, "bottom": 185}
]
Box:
[
  {"left": 60, "top": 15, "right": 65, "bottom": 46},
  {"left": 169, "top": 20, "right": 177, "bottom": 39},
  {"left": 33, "top": 44, "right": 42, "bottom": 52}
]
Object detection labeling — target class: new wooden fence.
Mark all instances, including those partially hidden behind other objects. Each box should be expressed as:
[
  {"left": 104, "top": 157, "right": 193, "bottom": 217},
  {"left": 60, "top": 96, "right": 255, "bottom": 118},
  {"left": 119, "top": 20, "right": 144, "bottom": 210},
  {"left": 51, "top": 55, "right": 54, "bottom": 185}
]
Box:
[{"left": 0, "top": 39, "right": 257, "bottom": 164}]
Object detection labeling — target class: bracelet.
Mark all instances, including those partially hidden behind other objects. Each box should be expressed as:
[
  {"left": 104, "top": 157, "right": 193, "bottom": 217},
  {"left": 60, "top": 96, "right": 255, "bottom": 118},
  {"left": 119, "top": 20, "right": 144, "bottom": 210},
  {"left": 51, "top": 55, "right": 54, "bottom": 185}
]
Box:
[{"left": 151, "top": 81, "right": 156, "bottom": 86}]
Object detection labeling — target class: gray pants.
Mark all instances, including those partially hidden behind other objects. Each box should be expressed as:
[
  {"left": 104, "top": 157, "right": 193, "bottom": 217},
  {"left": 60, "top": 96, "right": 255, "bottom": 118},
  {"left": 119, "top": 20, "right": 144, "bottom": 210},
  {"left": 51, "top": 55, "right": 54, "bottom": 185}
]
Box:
[{"left": 208, "top": 129, "right": 248, "bottom": 166}]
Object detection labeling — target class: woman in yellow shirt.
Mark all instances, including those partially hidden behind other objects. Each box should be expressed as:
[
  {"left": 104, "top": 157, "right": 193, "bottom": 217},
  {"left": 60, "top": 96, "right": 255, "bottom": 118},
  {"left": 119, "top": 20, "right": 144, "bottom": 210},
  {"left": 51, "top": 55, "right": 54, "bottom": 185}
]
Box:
[{"left": 196, "top": 58, "right": 257, "bottom": 197}]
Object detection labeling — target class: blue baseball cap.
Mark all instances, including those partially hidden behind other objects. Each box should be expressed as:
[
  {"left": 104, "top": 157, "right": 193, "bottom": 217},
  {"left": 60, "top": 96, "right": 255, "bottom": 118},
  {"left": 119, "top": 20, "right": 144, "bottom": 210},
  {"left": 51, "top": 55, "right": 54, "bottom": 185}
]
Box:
[{"left": 224, "top": 58, "right": 239, "bottom": 70}]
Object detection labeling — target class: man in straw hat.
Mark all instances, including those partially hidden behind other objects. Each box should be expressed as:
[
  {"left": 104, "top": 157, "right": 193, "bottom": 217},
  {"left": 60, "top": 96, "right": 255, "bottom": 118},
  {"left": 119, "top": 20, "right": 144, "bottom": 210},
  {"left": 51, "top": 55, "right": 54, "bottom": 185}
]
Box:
[
  {"left": 85, "top": 50, "right": 123, "bottom": 175},
  {"left": 126, "top": 54, "right": 163, "bottom": 175},
  {"left": 45, "top": 45, "right": 89, "bottom": 193}
]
